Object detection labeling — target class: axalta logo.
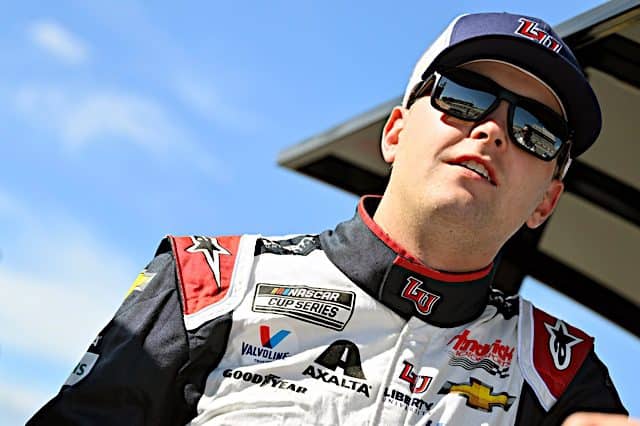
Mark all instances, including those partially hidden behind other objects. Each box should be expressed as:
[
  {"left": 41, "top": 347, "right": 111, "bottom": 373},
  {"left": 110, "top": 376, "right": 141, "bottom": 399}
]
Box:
[
  {"left": 241, "top": 325, "right": 292, "bottom": 363},
  {"left": 447, "top": 329, "right": 513, "bottom": 378},
  {"left": 438, "top": 377, "right": 516, "bottom": 412},
  {"left": 515, "top": 18, "right": 563, "bottom": 53},
  {"left": 401, "top": 277, "right": 440, "bottom": 316},
  {"left": 544, "top": 319, "right": 583, "bottom": 370},
  {"left": 302, "top": 340, "right": 371, "bottom": 397},
  {"left": 222, "top": 369, "right": 307, "bottom": 394}
]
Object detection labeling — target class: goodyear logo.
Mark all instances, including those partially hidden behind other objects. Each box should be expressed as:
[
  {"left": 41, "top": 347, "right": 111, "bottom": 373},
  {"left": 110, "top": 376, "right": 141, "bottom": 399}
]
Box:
[
  {"left": 252, "top": 284, "right": 355, "bottom": 331},
  {"left": 438, "top": 377, "right": 516, "bottom": 412}
]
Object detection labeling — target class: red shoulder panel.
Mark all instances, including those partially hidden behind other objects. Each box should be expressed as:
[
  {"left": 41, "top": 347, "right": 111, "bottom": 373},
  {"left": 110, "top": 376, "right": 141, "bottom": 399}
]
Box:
[
  {"left": 532, "top": 306, "right": 594, "bottom": 399},
  {"left": 169, "top": 235, "right": 241, "bottom": 316}
]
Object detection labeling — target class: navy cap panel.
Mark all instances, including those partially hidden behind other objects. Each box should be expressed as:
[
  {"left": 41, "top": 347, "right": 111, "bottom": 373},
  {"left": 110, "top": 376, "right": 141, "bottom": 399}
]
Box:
[{"left": 452, "top": 13, "right": 579, "bottom": 69}]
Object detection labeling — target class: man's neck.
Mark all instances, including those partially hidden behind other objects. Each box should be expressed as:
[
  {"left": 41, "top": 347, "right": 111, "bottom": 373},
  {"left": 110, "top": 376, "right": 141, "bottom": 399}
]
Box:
[{"left": 372, "top": 193, "right": 499, "bottom": 273}]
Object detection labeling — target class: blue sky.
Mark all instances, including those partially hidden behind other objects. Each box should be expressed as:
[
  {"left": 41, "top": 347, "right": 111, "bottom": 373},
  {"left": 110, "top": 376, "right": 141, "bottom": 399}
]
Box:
[{"left": 1, "top": 0, "right": 638, "bottom": 423}]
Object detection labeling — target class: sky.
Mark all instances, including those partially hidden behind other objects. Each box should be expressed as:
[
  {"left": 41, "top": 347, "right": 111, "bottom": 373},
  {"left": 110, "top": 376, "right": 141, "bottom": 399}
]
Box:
[{"left": 1, "top": 0, "right": 638, "bottom": 423}]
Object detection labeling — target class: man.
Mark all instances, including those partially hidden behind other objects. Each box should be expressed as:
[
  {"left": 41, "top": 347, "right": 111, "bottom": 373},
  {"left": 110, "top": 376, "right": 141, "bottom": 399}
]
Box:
[{"left": 29, "top": 12, "right": 631, "bottom": 425}]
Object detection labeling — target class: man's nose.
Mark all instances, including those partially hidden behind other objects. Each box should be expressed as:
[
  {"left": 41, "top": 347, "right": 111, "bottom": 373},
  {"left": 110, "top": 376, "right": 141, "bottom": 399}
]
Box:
[{"left": 468, "top": 101, "right": 510, "bottom": 149}]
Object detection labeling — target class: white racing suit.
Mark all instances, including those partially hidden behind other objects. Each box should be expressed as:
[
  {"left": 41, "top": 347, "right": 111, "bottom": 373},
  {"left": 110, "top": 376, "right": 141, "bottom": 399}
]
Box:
[{"left": 29, "top": 196, "right": 627, "bottom": 425}]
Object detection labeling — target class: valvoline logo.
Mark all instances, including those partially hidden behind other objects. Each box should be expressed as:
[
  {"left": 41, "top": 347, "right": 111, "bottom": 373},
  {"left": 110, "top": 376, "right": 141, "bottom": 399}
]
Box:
[
  {"left": 260, "top": 325, "right": 290, "bottom": 349},
  {"left": 241, "top": 325, "right": 293, "bottom": 363}
]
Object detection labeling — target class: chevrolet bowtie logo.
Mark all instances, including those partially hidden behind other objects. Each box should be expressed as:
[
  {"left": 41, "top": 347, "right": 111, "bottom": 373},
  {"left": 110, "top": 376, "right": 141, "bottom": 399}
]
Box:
[{"left": 438, "top": 377, "right": 516, "bottom": 412}]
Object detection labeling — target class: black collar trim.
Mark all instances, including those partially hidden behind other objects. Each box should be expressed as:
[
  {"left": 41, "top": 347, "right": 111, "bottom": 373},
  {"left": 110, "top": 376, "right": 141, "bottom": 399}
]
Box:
[{"left": 320, "top": 196, "right": 496, "bottom": 327}]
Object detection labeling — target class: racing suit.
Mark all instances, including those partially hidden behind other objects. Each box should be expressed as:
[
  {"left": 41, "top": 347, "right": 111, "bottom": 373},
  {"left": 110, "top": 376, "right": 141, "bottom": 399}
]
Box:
[{"left": 29, "top": 196, "right": 627, "bottom": 425}]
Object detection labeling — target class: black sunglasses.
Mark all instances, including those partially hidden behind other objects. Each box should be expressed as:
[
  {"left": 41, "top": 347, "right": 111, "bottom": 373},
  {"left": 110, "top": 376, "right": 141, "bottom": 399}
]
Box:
[{"left": 407, "top": 68, "right": 572, "bottom": 161}]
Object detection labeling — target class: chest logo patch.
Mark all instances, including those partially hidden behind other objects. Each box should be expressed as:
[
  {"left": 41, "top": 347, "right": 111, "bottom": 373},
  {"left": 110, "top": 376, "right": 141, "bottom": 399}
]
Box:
[
  {"left": 401, "top": 277, "right": 441, "bottom": 316},
  {"left": 447, "top": 329, "right": 514, "bottom": 378},
  {"left": 260, "top": 325, "right": 290, "bottom": 349},
  {"left": 302, "top": 340, "right": 371, "bottom": 397},
  {"left": 398, "top": 360, "right": 435, "bottom": 394},
  {"left": 252, "top": 284, "right": 355, "bottom": 331},
  {"left": 222, "top": 369, "right": 307, "bottom": 394},
  {"left": 438, "top": 377, "right": 516, "bottom": 412},
  {"left": 241, "top": 325, "right": 293, "bottom": 363}
]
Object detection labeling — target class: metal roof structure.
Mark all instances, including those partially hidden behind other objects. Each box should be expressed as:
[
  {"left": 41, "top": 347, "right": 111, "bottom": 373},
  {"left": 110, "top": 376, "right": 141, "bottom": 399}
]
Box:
[{"left": 278, "top": 0, "right": 640, "bottom": 337}]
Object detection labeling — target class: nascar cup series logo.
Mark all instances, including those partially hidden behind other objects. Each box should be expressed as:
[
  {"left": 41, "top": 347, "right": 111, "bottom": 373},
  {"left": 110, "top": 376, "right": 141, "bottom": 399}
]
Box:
[{"left": 252, "top": 284, "right": 355, "bottom": 331}]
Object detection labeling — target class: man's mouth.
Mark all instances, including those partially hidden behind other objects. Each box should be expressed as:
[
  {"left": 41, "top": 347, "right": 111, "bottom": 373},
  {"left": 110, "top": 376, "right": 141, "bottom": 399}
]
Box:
[{"left": 453, "top": 160, "right": 496, "bottom": 185}]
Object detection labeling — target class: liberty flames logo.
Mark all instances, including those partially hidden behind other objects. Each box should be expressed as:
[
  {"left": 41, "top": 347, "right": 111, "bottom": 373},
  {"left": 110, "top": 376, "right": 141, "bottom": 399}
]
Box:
[
  {"left": 515, "top": 18, "right": 562, "bottom": 53},
  {"left": 401, "top": 277, "right": 440, "bottom": 316},
  {"left": 398, "top": 360, "right": 434, "bottom": 394}
]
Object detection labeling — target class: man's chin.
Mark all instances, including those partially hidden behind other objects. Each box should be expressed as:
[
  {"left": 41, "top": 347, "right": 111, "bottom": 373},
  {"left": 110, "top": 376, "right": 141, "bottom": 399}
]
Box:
[
  {"left": 429, "top": 183, "right": 488, "bottom": 205},
  {"left": 423, "top": 190, "right": 494, "bottom": 224}
]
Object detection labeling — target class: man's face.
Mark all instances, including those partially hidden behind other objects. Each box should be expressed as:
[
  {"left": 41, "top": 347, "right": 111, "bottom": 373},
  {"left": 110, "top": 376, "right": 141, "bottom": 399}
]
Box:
[{"left": 382, "top": 60, "right": 565, "bottom": 246}]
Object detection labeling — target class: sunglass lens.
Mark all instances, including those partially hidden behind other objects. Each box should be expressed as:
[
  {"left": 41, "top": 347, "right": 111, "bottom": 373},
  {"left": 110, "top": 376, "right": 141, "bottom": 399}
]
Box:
[
  {"left": 433, "top": 77, "right": 495, "bottom": 120},
  {"left": 512, "top": 107, "right": 564, "bottom": 160}
]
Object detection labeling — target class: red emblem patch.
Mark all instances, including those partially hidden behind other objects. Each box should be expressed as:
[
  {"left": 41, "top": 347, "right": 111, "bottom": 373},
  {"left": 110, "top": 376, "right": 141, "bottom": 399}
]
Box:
[
  {"left": 171, "top": 235, "right": 241, "bottom": 315},
  {"left": 531, "top": 307, "right": 593, "bottom": 398}
]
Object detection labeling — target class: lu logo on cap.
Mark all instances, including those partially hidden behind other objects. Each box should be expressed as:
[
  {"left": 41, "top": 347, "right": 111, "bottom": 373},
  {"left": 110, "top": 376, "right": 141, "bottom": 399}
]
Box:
[{"left": 515, "top": 18, "right": 562, "bottom": 53}]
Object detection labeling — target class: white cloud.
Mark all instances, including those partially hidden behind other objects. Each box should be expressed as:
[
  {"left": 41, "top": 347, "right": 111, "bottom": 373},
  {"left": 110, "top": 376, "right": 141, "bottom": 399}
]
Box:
[
  {"left": 0, "top": 190, "right": 162, "bottom": 422},
  {"left": 14, "top": 85, "right": 229, "bottom": 181},
  {"left": 28, "top": 19, "right": 89, "bottom": 65},
  {"left": 173, "top": 74, "right": 267, "bottom": 132},
  {"left": 0, "top": 270, "right": 125, "bottom": 364},
  {"left": 62, "top": 92, "right": 174, "bottom": 152},
  {"left": 0, "top": 190, "right": 136, "bottom": 364},
  {"left": 0, "top": 382, "right": 52, "bottom": 425}
]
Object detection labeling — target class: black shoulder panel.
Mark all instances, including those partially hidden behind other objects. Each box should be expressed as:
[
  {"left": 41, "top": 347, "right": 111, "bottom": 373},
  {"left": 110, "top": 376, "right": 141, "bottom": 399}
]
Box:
[
  {"left": 255, "top": 234, "right": 321, "bottom": 256},
  {"left": 515, "top": 350, "right": 627, "bottom": 425}
]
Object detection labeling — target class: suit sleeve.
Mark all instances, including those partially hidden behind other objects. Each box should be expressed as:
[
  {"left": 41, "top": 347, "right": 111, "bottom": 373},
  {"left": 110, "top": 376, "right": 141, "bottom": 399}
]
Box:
[
  {"left": 549, "top": 350, "right": 628, "bottom": 421},
  {"left": 516, "top": 350, "right": 628, "bottom": 425},
  {"left": 27, "top": 240, "right": 233, "bottom": 425}
]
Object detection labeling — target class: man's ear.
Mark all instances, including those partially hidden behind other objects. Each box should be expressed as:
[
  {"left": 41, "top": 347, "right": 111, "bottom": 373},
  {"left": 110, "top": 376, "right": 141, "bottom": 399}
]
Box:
[
  {"left": 526, "top": 179, "right": 564, "bottom": 229},
  {"left": 381, "top": 106, "right": 406, "bottom": 164}
]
